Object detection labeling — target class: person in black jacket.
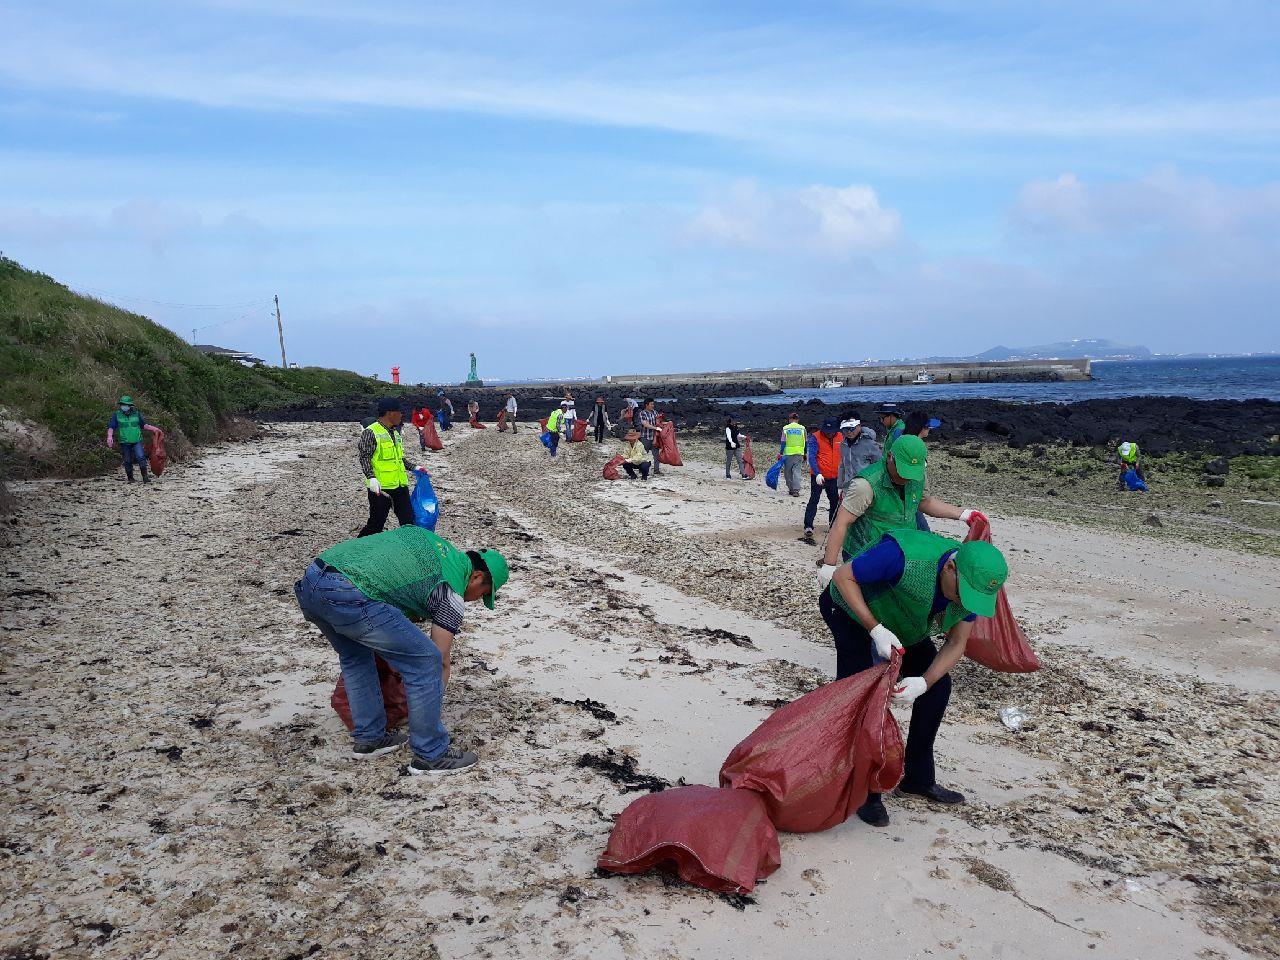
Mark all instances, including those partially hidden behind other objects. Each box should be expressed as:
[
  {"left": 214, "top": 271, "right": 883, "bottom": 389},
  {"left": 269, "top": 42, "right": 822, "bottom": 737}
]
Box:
[{"left": 724, "top": 416, "right": 747, "bottom": 479}]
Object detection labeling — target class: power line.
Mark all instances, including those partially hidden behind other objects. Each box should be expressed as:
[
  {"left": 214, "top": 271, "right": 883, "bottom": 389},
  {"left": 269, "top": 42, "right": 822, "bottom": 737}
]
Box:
[{"left": 73, "top": 285, "right": 265, "bottom": 311}]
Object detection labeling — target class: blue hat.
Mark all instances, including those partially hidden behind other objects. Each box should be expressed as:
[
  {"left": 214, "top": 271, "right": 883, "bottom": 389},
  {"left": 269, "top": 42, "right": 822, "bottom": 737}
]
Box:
[
  {"left": 822, "top": 417, "right": 840, "bottom": 431},
  {"left": 927, "top": 417, "right": 942, "bottom": 429}
]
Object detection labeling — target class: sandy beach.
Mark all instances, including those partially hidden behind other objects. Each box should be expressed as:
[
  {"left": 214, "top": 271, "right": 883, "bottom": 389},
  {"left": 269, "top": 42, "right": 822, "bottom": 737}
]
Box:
[{"left": 3, "top": 421, "right": 1277, "bottom": 959}]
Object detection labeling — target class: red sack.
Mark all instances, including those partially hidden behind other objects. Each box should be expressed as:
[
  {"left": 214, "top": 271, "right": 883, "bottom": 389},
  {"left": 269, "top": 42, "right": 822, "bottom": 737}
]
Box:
[
  {"left": 742, "top": 434, "right": 756, "bottom": 479},
  {"left": 147, "top": 430, "right": 168, "bottom": 476},
  {"left": 603, "top": 454, "right": 625, "bottom": 480},
  {"left": 497, "top": 410, "right": 508, "bottom": 432},
  {"left": 469, "top": 416, "right": 488, "bottom": 429},
  {"left": 331, "top": 654, "right": 409, "bottom": 731},
  {"left": 719, "top": 655, "right": 903, "bottom": 833},
  {"left": 420, "top": 414, "right": 443, "bottom": 451},
  {"left": 572, "top": 419, "right": 588, "bottom": 442},
  {"left": 621, "top": 407, "right": 634, "bottom": 423},
  {"left": 962, "top": 515, "right": 1039, "bottom": 672},
  {"left": 539, "top": 417, "right": 549, "bottom": 432},
  {"left": 597, "top": 785, "right": 781, "bottom": 893},
  {"left": 656, "top": 419, "right": 683, "bottom": 467}
]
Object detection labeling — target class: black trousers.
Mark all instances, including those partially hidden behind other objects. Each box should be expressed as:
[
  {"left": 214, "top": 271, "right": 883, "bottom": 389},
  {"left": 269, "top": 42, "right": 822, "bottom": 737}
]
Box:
[
  {"left": 359, "top": 486, "right": 413, "bottom": 537},
  {"left": 803, "top": 475, "right": 839, "bottom": 530},
  {"left": 623, "top": 461, "right": 650, "bottom": 479},
  {"left": 818, "top": 590, "right": 952, "bottom": 791},
  {"left": 594, "top": 419, "right": 607, "bottom": 443}
]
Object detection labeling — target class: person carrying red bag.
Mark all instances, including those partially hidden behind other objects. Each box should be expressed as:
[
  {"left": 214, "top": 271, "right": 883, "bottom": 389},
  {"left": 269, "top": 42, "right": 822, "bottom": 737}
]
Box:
[{"left": 820, "top": 527, "right": 1008, "bottom": 827}]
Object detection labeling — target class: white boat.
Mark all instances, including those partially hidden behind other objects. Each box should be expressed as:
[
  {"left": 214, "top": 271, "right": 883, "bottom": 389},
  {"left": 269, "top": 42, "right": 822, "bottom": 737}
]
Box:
[
  {"left": 911, "top": 369, "right": 935, "bottom": 384},
  {"left": 820, "top": 378, "right": 844, "bottom": 389}
]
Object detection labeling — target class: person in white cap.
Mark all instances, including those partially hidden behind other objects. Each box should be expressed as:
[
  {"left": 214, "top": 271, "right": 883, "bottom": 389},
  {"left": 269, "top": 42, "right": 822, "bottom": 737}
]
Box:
[
  {"left": 1117, "top": 441, "right": 1144, "bottom": 489},
  {"left": 836, "top": 416, "right": 882, "bottom": 496}
]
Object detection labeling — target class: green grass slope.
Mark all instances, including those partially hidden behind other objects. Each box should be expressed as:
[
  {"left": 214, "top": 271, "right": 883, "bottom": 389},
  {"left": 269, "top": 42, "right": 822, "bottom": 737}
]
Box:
[{"left": 0, "top": 257, "right": 401, "bottom": 479}]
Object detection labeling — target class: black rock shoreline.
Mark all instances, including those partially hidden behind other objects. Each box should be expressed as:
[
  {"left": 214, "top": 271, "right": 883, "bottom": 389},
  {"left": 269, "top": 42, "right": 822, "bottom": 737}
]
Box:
[{"left": 253, "top": 385, "right": 1279, "bottom": 459}]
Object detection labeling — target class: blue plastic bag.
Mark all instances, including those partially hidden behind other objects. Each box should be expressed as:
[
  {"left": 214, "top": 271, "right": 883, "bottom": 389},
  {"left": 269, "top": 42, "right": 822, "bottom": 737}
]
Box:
[
  {"left": 1122, "top": 468, "right": 1148, "bottom": 492},
  {"left": 411, "top": 472, "right": 441, "bottom": 530},
  {"left": 765, "top": 458, "right": 784, "bottom": 490},
  {"left": 539, "top": 430, "right": 554, "bottom": 449}
]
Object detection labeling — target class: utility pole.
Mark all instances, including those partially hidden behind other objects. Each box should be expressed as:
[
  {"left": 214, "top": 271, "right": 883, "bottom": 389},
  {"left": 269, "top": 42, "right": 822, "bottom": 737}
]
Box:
[{"left": 274, "top": 294, "right": 288, "bottom": 368}]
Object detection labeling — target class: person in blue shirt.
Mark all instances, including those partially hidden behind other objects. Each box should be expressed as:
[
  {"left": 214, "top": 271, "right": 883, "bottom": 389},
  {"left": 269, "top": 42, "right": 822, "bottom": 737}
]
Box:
[{"left": 820, "top": 528, "right": 1008, "bottom": 827}]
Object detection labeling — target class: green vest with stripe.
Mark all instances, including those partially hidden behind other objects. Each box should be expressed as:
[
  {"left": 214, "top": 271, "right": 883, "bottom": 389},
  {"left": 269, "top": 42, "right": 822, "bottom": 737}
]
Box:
[
  {"left": 882, "top": 419, "right": 905, "bottom": 457},
  {"left": 115, "top": 410, "right": 143, "bottom": 444},
  {"left": 841, "top": 458, "right": 924, "bottom": 559},
  {"left": 782, "top": 422, "right": 807, "bottom": 456},
  {"left": 830, "top": 528, "right": 968, "bottom": 646},
  {"left": 319, "top": 526, "right": 472, "bottom": 619},
  {"left": 368, "top": 422, "right": 409, "bottom": 490}
]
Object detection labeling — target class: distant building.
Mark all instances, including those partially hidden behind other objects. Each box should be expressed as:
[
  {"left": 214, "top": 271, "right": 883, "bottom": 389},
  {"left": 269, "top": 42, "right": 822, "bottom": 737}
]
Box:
[{"left": 193, "top": 344, "right": 266, "bottom": 366}]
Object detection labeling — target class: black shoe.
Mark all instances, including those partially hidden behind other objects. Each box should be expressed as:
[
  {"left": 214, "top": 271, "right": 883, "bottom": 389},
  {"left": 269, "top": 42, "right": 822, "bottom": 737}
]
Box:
[
  {"left": 408, "top": 745, "right": 478, "bottom": 776},
  {"left": 857, "top": 796, "right": 890, "bottom": 827},
  {"left": 352, "top": 731, "right": 408, "bottom": 758},
  {"left": 897, "top": 781, "right": 965, "bottom": 805}
]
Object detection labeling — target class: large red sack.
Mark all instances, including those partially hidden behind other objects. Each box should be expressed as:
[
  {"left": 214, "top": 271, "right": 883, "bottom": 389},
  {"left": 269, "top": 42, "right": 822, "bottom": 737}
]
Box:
[
  {"left": 742, "top": 435, "right": 756, "bottom": 479},
  {"left": 621, "top": 407, "right": 634, "bottom": 423},
  {"left": 597, "top": 785, "right": 781, "bottom": 893},
  {"left": 603, "top": 454, "right": 625, "bottom": 480},
  {"left": 719, "top": 655, "right": 904, "bottom": 833},
  {"left": 571, "top": 419, "right": 588, "bottom": 442},
  {"left": 962, "top": 515, "right": 1040, "bottom": 673},
  {"left": 469, "top": 416, "right": 488, "bottom": 430},
  {"left": 656, "top": 420, "right": 683, "bottom": 467},
  {"left": 420, "top": 414, "right": 443, "bottom": 451},
  {"left": 497, "top": 410, "right": 508, "bottom": 432},
  {"left": 331, "top": 654, "right": 409, "bottom": 731},
  {"left": 146, "top": 430, "right": 168, "bottom": 476}
]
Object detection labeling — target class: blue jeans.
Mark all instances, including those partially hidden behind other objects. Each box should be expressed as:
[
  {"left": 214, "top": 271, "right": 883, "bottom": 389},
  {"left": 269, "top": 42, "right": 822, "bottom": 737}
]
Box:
[
  {"left": 120, "top": 440, "right": 147, "bottom": 479},
  {"left": 294, "top": 562, "right": 450, "bottom": 760}
]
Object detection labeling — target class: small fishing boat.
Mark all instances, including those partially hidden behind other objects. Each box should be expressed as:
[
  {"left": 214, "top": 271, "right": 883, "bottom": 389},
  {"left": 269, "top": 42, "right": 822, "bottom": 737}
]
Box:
[
  {"left": 820, "top": 378, "right": 844, "bottom": 389},
  {"left": 911, "top": 369, "right": 935, "bottom": 384}
]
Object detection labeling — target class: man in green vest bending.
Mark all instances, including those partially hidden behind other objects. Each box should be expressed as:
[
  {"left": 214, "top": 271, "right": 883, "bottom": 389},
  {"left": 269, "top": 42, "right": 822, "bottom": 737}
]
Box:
[
  {"left": 820, "top": 528, "right": 1008, "bottom": 826},
  {"left": 106, "top": 396, "right": 162, "bottom": 484},
  {"left": 816, "top": 434, "right": 985, "bottom": 588},
  {"left": 358, "top": 398, "right": 426, "bottom": 537},
  {"left": 295, "top": 526, "right": 510, "bottom": 774}
]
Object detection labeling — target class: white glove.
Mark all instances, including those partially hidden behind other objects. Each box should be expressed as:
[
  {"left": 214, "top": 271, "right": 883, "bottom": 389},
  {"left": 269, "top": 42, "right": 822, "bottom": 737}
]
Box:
[
  {"left": 814, "top": 473, "right": 825, "bottom": 483},
  {"left": 892, "top": 677, "right": 927, "bottom": 706},
  {"left": 816, "top": 564, "right": 838, "bottom": 590},
  {"left": 870, "top": 624, "right": 903, "bottom": 660},
  {"left": 367, "top": 478, "right": 382, "bottom": 495},
  {"left": 960, "top": 509, "right": 975, "bottom": 522}
]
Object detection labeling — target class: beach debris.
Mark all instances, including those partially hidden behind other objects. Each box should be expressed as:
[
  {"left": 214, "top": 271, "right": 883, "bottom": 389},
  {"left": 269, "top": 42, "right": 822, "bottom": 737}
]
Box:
[
  {"left": 577, "top": 749, "right": 671, "bottom": 793},
  {"left": 1143, "top": 515, "right": 1164, "bottom": 527},
  {"left": 999, "top": 707, "right": 1028, "bottom": 731},
  {"left": 554, "top": 697, "right": 619, "bottom": 723}
]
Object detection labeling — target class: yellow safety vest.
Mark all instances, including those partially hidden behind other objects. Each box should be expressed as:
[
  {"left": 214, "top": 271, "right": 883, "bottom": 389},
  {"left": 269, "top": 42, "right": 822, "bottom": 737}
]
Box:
[
  {"left": 783, "top": 422, "right": 807, "bottom": 456},
  {"left": 548, "top": 409, "right": 564, "bottom": 432},
  {"left": 368, "top": 422, "right": 409, "bottom": 490}
]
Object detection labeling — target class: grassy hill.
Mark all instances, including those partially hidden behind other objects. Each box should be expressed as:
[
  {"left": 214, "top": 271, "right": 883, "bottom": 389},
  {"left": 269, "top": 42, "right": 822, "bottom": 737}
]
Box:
[{"left": 0, "top": 257, "right": 404, "bottom": 479}]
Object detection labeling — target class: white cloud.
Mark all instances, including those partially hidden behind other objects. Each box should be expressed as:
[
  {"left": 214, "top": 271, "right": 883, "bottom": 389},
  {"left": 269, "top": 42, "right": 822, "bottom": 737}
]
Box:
[{"left": 689, "top": 180, "right": 903, "bottom": 256}]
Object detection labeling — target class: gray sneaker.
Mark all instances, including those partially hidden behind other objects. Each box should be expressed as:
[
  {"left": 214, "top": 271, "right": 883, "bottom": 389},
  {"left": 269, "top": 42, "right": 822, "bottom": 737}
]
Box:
[
  {"left": 408, "top": 746, "right": 478, "bottom": 776},
  {"left": 352, "top": 731, "right": 408, "bottom": 758}
]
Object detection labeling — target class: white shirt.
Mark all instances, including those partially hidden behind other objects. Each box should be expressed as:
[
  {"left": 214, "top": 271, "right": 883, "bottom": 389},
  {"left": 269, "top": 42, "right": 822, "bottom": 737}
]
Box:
[{"left": 505, "top": 397, "right": 517, "bottom": 413}]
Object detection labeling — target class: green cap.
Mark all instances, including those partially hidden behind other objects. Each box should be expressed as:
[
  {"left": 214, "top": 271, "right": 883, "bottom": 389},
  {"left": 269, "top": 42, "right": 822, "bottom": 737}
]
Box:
[
  {"left": 954, "top": 540, "right": 1008, "bottom": 618},
  {"left": 889, "top": 434, "right": 927, "bottom": 481},
  {"left": 119, "top": 396, "right": 133, "bottom": 405},
  {"left": 478, "top": 549, "right": 509, "bottom": 610}
]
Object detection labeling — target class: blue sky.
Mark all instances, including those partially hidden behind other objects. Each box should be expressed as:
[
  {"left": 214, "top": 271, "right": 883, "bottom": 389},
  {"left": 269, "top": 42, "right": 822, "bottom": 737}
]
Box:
[{"left": 2, "top": 1, "right": 1278, "bottom": 382}]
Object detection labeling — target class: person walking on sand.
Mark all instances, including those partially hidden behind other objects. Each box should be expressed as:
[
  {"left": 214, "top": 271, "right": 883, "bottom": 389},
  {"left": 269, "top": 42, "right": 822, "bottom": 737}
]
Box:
[
  {"left": 878, "top": 403, "right": 906, "bottom": 456},
  {"left": 589, "top": 395, "right": 612, "bottom": 444},
  {"left": 817, "top": 435, "right": 985, "bottom": 589},
  {"left": 358, "top": 398, "right": 429, "bottom": 537},
  {"left": 724, "top": 416, "right": 748, "bottom": 480},
  {"left": 562, "top": 391, "right": 578, "bottom": 440},
  {"left": 545, "top": 401, "right": 568, "bottom": 457},
  {"left": 411, "top": 407, "right": 432, "bottom": 450},
  {"left": 802, "top": 417, "right": 844, "bottom": 541},
  {"left": 836, "top": 417, "right": 881, "bottom": 496},
  {"left": 294, "top": 525, "right": 509, "bottom": 775},
  {"left": 505, "top": 393, "right": 519, "bottom": 434},
  {"left": 636, "top": 398, "right": 664, "bottom": 477},
  {"left": 620, "top": 429, "right": 650, "bottom": 480},
  {"left": 436, "top": 391, "right": 454, "bottom": 431},
  {"left": 107, "top": 395, "right": 162, "bottom": 484},
  {"left": 820, "top": 527, "right": 1008, "bottom": 825},
  {"left": 778, "top": 412, "right": 807, "bottom": 497}
]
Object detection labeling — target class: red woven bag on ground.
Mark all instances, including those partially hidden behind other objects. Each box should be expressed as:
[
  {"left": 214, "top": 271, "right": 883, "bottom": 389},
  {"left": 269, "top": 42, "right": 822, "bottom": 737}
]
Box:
[
  {"left": 331, "top": 654, "right": 409, "bottom": 731},
  {"left": 719, "top": 654, "right": 904, "bottom": 833},
  {"left": 603, "top": 455, "right": 625, "bottom": 480},
  {"left": 961, "top": 515, "right": 1039, "bottom": 672},
  {"left": 742, "top": 435, "right": 756, "bottom": 479}
]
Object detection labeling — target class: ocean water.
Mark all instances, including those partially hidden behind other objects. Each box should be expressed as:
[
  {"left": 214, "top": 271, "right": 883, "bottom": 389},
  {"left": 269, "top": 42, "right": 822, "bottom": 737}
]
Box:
[{"left": 718, "top": 356, "right": 1280, "bottom": 405}]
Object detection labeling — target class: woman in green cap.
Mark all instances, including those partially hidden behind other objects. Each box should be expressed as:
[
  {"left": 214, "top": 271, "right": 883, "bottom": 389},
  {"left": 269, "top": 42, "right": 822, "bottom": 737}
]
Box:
[
  {"left": 817, "top": 434, "right": 987, "bottom": 589},
  {"left": 820, "top": 527, "right": 1009, "bottom": 827},
  {"left": 106, "top": 396, "right": 162, "bottom": 484},
  {"left": 294, "top": 526, "right": 509, "bottom": 775}
]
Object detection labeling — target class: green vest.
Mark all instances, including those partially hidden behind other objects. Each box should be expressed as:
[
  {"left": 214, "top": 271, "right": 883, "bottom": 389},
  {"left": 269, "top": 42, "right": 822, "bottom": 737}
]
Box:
[
  {"left": 115, "top": 410, "right": 143, "bottom": 444},
  {"left": 842, "top": 459, "right": 923, "bottom": 559},
  {"left": 783, "top": 423, "right": 807, "bottom": 456},
  {"left": 319, "top": 526, "right": 472, "bottom": 619},
  {"left": 883, "top": 419, "right": 905, "bottom": 457},
  {"left": 547, "top": 409, "right": 564, "bottom": 432},
  {"left": 368, "top": 422, "right": 409, "bottom": 490},
  {"left": 830, "top": 528, "right": 968, "bottom": 646}
]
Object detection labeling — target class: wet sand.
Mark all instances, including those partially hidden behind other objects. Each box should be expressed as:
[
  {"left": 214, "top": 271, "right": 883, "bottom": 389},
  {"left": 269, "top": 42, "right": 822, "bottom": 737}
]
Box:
[{"left": 2, "top": 422, "right": 1277, "bottom": 959}]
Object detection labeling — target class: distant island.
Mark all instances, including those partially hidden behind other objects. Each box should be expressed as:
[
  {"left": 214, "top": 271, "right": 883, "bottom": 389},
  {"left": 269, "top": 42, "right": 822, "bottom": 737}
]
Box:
[{"left": 968, "top": 338, "right": 1151, "bottom": 362}]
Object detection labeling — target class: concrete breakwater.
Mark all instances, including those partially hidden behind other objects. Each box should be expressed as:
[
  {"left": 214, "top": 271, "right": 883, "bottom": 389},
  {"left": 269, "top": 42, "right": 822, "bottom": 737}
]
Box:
[{"left": 607, "top": 357, "right": 1091, "bottom": 390}]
